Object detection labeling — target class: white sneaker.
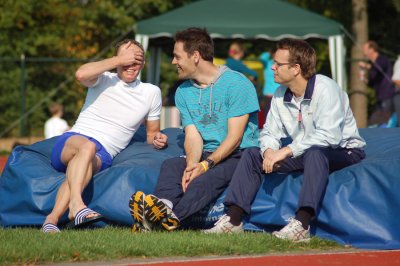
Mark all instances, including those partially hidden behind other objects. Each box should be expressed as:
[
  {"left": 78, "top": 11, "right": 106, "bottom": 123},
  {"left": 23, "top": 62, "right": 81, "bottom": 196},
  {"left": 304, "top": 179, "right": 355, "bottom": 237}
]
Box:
[
  {"left": 202, "top": 214, "right": 244, "bottom": 234},
  {"left": 272, "top": 217, "right": 311, "bottom": 243}
]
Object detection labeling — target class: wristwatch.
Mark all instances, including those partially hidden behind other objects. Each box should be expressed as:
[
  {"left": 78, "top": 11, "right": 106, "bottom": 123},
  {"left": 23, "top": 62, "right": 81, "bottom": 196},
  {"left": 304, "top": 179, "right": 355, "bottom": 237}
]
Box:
[{"left": 205, "top": 158, "right": 215, "bottom": 169}]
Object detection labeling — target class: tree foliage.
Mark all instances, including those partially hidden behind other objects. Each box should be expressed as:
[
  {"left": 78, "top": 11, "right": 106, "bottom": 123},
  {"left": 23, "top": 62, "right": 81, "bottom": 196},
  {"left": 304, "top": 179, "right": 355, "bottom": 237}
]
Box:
[
  {"left": 0, "top": 0, "right": 399, "bottom": 137},
  {"left": 287, "top": 0, "right": 399, "bottom": 127},
  {"left": 0, "top": 0, "right": 192, "bottom": 137},
  {"left": 287, "top": 0, "right": 400, "bottom": 57}
]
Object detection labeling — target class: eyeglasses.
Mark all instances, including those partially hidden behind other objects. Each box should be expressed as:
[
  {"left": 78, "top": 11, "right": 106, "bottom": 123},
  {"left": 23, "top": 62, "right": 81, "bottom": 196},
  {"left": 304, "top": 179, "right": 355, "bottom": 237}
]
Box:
[{"left": 273, "top": 61, "right": 291, "bottom": 68}]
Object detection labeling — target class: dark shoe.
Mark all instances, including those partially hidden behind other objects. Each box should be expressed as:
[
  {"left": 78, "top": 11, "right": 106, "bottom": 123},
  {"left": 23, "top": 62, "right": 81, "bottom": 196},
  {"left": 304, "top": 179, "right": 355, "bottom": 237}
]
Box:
[
  {"left": 144, "top": 194, "right": 180, "bottom": 231},
  {"left": 129, "top": 191, "right": 151, "bottom": 232}
]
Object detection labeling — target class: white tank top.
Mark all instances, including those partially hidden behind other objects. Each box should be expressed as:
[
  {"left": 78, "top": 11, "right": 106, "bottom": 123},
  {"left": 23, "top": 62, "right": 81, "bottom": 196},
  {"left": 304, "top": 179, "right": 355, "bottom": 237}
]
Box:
[{"left": 70, "top": 72, "right": 161, "bottom": 157}]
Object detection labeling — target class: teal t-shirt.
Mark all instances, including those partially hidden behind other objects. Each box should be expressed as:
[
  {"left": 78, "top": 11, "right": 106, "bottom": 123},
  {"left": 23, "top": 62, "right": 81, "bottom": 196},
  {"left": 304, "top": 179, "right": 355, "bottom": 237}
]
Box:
[{"left": 175, "top": 67, "right": 259, "bottom": 151}]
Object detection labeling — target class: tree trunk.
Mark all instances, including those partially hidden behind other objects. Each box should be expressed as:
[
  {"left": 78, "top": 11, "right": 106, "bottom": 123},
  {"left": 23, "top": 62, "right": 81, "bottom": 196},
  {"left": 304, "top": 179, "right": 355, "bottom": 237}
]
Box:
[{"left": 350, "top": 0, "right": 368, "bottom": 128}]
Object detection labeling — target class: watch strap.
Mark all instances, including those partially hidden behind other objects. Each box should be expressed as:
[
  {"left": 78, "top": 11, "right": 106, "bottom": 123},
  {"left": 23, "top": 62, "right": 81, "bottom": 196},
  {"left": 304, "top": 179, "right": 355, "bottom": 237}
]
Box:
[{"left": 205, "top": 158, "right": 215, "bottom": 169}]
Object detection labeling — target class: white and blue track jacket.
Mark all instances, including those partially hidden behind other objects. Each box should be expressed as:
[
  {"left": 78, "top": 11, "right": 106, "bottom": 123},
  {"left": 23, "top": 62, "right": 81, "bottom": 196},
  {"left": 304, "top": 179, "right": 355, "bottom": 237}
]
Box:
[{"left": 259, "top": 74, "right": 366, "bottom": 158}]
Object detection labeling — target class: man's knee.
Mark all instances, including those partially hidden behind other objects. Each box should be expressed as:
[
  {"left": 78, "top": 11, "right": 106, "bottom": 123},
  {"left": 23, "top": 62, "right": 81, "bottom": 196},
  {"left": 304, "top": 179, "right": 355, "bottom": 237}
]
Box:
[
  {"left": 158, "top": 157, "right": 186, "bottom": 180},
  {"left": 161, "top": 157, "right": 185, "bottom": 169},
  {"left": 187, "top": 174, "right": 222, "bottom": 199},
  {"left": 79, "top": 141, "right": 97, "bottom": 159},
  {"left": 303, "top": 147, "right": 327, "bottom": 161},
  {"left": 242, "top": 147, "right": 261, "bottom": 160}
]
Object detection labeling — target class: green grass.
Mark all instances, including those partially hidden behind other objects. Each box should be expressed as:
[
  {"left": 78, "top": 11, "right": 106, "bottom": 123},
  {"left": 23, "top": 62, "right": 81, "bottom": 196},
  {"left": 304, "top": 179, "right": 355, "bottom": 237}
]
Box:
[
  {"left": 0, "top": 227, "right": 345, "bottom": 265},
  {"left": 0, "top": 150, "right": 10, "bottom": 156}
]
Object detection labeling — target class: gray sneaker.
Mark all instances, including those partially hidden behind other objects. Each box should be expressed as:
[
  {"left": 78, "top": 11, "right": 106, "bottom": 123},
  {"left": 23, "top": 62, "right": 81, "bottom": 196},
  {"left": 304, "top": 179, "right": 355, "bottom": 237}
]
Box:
[
  {"left": 202, "top": 214, "right": 244, "bottom": 234},
  {"left": 272, "top": 217, "right": 311, "bottom": 243}
]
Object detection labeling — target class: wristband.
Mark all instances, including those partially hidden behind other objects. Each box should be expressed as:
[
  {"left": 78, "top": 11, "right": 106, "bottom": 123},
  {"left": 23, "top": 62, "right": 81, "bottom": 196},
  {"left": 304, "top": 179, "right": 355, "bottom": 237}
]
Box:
[{"left": 200, "top": 161, "right": 209, "bottom": 172}]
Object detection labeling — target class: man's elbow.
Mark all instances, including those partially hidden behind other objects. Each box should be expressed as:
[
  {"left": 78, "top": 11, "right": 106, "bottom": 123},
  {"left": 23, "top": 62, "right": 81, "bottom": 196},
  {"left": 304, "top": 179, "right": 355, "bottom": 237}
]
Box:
[
  {"left": 75, "top": 69, "right": 87, "bottom": 82},
  {"left": 325, "top": 134, "right": 342, "bottom": 146}
]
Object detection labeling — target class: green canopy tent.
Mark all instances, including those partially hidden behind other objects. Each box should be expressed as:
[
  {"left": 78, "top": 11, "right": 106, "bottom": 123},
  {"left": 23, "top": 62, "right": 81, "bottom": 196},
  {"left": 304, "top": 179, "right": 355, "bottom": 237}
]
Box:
[{"left": 135, "top": 0, "right": 346, "bottom": 89}]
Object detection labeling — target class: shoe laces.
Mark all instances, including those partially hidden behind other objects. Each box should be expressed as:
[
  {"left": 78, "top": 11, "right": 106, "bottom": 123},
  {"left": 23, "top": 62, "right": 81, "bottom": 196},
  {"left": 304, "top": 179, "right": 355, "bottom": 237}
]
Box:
[
  {"left": 165, "top": 206, "right": 179, "bottom": 220},
  {"left": 280, "top": 217, "right": 303, "bottom": 233},
  {"left": 213, "top": 214, "right": 230, "bottom": 226},
  {"left": 209, "top": 214, "right": 238, "bottom": 233}
]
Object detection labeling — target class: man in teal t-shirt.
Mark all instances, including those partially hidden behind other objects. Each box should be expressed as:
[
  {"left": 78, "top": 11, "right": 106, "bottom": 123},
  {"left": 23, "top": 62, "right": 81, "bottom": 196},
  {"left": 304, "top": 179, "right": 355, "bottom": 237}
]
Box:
[
  {"left": 175, "top": 65, "right": 259, "bottom": 151},
  {"left": 130, "top": 27, "right": 261, "bottom": 232}
]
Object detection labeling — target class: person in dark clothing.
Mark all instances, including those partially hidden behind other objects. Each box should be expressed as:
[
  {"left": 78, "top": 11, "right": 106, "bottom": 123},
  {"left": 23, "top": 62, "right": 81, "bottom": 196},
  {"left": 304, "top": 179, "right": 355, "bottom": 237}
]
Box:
[{"left": 359, "top": 41, "right": 398, "bottom": 126}]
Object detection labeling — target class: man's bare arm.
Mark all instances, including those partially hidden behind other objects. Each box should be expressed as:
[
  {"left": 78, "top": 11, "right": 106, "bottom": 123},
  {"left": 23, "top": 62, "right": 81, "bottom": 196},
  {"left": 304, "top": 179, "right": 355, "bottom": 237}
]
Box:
[
  {"left": 75, "top": 41, "right": 144, "bottom": 87},
  {"left": 393, "top": 80, "right": 400, "bottom": 88},
  {"left": 145, "top": 119, "right": 168, "bottom": 149},
  {"left": 207, "top": 114, "right": 249, "bottom": 165},
  {"left": 184, "top": 124, "right": 203, "bottom": 165}
]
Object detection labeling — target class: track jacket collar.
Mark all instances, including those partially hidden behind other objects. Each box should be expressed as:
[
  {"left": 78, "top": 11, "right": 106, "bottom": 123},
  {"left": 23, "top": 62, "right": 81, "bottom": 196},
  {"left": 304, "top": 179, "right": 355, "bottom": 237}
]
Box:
[{"left": 283, "top": 74, "right": 316, "bottom": 103}]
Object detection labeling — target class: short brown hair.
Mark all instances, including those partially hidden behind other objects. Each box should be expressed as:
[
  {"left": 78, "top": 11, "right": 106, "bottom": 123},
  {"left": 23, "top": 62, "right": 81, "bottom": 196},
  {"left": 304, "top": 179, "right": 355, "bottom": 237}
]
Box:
[
  {"left": 48, "top": 103, "right": 63, "bottom": 115},
  {"left": 229, "top": 42, "right": 245, "bottom": 56},
  {"left": 365, "top": 40, "right": 379, "bottom": 52},
  {"left": 175, "top": 27, "right": 214, "bottom": 62},
  {"left": 114, "top": 39, "right": 144, "bottom": 55},
  {"left": 276, "top": 38, "right": 316, "bottom": 79}
]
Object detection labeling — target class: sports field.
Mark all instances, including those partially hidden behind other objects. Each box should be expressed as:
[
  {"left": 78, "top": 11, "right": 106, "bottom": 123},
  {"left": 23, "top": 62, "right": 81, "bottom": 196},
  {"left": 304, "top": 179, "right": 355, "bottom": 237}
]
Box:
[{"left": 0, "top": 227, "right": 343, "bottom": 265}]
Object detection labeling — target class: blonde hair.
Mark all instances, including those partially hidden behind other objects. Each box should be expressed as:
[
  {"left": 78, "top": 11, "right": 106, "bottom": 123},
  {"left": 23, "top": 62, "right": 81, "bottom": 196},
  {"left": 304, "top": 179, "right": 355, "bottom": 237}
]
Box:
[{"left": 114, "top": 39, "right": 144, "bottom": 55}]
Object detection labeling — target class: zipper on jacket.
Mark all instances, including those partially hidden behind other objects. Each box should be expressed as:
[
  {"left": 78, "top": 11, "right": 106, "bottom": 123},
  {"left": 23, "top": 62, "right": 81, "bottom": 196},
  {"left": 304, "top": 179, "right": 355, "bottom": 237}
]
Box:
[{"left": 298, "top": 107, "right": 302, "bottom": 129}]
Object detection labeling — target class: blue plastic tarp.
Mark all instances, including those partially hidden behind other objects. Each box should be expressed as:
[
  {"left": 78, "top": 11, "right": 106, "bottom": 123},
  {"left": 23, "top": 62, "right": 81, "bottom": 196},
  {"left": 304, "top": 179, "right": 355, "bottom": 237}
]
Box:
[{"left": 1, "top": 127, "right": 399, "bottom": 249}]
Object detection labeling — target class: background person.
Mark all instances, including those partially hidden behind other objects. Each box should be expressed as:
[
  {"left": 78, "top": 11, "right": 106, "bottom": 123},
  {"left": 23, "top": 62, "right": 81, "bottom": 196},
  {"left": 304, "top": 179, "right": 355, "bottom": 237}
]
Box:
[
  {"left": 259, "top": 51, "right": 280, "bottom": 109},
  {"left": 359, "top": 41, "right": 398, "bottom": 126},
  {"left": 225, "top": 41, "right": 258, "bottom": 83},
  {"left": 258, "top": 50, "right": 281, "bottom": 127},
  {"left": 391, "top": 54, "right": 400, "bottom": 126},
  {"left": 44, "top": 103, "right": 69, "bottom": 139}
]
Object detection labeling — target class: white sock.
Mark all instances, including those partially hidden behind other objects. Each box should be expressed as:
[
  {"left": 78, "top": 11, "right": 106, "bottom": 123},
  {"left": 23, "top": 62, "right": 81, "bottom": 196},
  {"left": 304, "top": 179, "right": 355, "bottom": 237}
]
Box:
[{"left": 160, "top": 198, "right": 173, "bottom": 209}]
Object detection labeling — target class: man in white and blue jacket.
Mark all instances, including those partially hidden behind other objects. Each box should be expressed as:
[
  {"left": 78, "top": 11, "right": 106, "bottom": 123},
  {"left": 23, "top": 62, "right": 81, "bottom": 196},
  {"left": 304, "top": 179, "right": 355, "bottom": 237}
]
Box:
[{"left": 205, "top": 38, "right": 366, "bottom": 241}]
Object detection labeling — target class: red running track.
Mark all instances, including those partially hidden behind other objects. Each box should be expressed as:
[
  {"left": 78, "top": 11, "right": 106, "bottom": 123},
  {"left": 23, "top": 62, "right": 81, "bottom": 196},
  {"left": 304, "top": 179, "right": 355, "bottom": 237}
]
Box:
[
  {"left": 0, "top": 156, "right": 7, "bottom": 174},
  {"left": 128, "top": 250, "right": 400, "bottom": 266}
]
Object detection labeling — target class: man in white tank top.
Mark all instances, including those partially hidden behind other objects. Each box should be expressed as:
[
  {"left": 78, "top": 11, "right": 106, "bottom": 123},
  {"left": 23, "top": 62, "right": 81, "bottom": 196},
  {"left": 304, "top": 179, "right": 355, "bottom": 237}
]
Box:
[{"left": 41, "top": 39, "right": 168, "bottom": 233}]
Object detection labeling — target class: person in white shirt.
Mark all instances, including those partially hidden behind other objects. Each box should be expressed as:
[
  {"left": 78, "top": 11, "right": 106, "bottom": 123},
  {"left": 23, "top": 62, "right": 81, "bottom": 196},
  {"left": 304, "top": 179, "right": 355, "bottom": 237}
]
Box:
[
  {"left": 391, "top": 55, "right": 400, "bottom": 125},
  {"left": 41, "top": 39, "right": 168, "bottom": 233},
  {"left": 44, "top": 103, "right": 69, "bottom": 139},
  {"left": 392, "top": 56, "right": 400, "bottom": 88}
]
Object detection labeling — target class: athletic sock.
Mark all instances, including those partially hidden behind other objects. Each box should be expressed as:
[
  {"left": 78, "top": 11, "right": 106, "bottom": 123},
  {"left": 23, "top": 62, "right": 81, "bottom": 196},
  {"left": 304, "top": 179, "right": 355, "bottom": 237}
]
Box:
[
  {"left": 160, "top": 198, "right": 173, "bottom": 210},
  {"left": 295, "top": 207, "right": 315, "bottom": 230},
  {"left": 226, "top": 205, "right": 244, "bottom": 226}
]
